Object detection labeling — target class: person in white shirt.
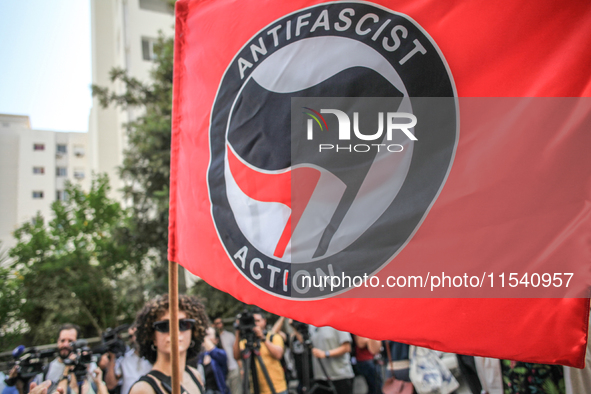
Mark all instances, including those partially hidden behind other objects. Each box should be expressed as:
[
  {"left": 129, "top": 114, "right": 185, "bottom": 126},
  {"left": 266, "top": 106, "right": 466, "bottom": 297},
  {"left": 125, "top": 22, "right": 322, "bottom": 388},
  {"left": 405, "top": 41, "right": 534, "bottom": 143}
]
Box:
[{"left": 105, "top": 326, "right": 152, "bottom": 394}]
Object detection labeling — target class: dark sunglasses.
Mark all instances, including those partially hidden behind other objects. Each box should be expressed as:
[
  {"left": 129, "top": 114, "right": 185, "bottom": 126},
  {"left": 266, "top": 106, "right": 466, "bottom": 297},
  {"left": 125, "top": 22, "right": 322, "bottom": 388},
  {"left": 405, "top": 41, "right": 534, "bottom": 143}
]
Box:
[{"left": 153, "top": 319, "right": 196, "bottom": 333}]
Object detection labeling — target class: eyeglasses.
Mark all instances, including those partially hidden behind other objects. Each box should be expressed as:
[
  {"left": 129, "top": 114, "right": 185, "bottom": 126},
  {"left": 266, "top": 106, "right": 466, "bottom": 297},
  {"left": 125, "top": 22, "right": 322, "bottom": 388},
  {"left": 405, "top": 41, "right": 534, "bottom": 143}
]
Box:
[{"left": 152, "top": 319, "right": 196, "bottom": 333}]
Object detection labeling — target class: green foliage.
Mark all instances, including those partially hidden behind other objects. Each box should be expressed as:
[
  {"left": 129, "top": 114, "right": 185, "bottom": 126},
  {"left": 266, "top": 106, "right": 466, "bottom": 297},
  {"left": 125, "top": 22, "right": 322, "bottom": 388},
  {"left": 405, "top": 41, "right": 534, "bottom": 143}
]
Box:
[
  {"left": 5, "top": 175, "right": 145, "bottom": 347},
  {"left": 512, "top": 367, "right": 528, "bottom": 375},
  {"left": 188, "top": 280, "right": 245, "bottom": 320},
  {"left": 92, "top": 35, "right": 174, "bottom": 294},
  {"left": 92, "top": 32, "right": 244, "bottom": 322},
  {"left": 0, "top": 248, "right": 24, "bottom": 350},
  {"left": 542, "top": 380, "right": 560, "bottom": 394}
]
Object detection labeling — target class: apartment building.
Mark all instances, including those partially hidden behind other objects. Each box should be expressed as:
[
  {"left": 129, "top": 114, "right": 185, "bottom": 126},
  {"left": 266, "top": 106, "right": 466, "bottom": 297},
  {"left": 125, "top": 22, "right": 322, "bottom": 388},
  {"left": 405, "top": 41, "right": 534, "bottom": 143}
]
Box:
[
  {"left": 0, "top": 114, "right": 89, "bottom": 251},
  {"left": 88, "top": 0, "right": 175, "bottom": 197}
]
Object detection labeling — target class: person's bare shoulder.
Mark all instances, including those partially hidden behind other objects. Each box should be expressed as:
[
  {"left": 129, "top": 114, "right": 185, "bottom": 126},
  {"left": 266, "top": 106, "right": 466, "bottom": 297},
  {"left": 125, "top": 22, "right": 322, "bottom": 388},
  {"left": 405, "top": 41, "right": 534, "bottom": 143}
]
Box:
[{"left": 129, "top": 381, "right": 156, "bottom": 394}]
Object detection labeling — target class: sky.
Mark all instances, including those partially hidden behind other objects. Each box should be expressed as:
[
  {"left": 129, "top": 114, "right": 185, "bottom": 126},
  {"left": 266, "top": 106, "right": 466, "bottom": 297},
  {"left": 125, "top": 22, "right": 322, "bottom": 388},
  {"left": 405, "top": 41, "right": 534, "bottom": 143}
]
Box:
[{"left": 0, "top": 0, "right": 91, "bottom": 133}]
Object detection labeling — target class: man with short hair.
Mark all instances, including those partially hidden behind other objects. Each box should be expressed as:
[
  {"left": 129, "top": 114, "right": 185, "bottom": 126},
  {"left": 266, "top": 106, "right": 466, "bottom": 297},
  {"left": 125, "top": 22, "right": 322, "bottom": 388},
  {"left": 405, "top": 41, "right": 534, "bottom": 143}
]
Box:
[
  {"left": 233, "top": 311, "right": 287, "bottom": 394},
  {"left": 214, "top": 317, "right": 242, "bottom": 394},
  {"left": 104, "top": 326, "right": 152, "bottom": 394},
  {"left": 34, "top": 324, "right": 81, "bottom": 393}
]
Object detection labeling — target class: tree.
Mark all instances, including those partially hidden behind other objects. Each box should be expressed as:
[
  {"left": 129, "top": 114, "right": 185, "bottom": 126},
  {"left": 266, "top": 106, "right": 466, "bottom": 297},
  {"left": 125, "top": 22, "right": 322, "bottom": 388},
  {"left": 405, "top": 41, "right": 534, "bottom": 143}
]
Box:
[
  {"left": 92, "top": 32, "right": 244, "bottom": 317},
  {"left": 6, "top": 175, "right": 145, "bottom": 346},
  {"left": 0, "top": 241, "right": 25, "bottom": 350},
  {"left": 92, "top": 35, "right": 178, "bottom": 294},
  {"left": 188, "top": 280, "right": 245, "bottom": 320}
]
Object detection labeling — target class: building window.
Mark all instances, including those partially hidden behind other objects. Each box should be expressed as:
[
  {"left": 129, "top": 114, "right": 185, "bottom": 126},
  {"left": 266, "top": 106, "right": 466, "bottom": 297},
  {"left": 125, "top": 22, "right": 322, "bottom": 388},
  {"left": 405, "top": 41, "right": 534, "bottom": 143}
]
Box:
[
  {"left": 56, "top": 190, "right": 68, "bottom": 201},
  {"left": 139, "top": 0, "right": 174, "bottom": 15},
  {"left": 56, "top": 144, "right": 67, "bottom": 155},
  {"left": 73, "top": 145, "right": 85, "bottom": 157},
  {"left": 56, "top": 167, "right": 67, "bottom": 177},
  {"left": 32, "top": 191, "right": 44, "bottom": 199},
  {"left": 141, "top": 37, "right": 157, "bottom": 61},
  {"left": 73, "top": 168, "right": 85, "bottom": 179},
  {"left": 33, "top": 166, "right": 45, "bottom": 174},
  {"left": 34, "top": 143, "right": 45, "bottom": 151}
]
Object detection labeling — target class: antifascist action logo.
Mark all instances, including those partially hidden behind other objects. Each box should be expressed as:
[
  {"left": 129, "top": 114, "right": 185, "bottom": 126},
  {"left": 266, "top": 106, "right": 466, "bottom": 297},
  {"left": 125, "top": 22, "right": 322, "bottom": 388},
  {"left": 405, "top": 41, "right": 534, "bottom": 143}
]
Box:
[{"left": 208, "top": 2, "right": 458, "bottom": 299}]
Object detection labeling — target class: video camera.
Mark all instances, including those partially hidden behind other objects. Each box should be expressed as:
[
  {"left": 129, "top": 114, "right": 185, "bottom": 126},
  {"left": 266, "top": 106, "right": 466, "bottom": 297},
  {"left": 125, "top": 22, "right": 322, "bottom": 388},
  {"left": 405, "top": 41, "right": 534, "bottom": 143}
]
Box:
[
  {"left": 63, "top": 340, "right": 92, "bottom": 381},
  {"left": 92, "top": 324, "right": 128, "bottom": 358},
  {"left": 5, "top": 346, "right": 56, "bottom": 384},
  {"left": 290, "top": 320, "right": 309, "bottom": 336},
  {"left": 290, "top": 320, "right": 312, "bottom": 346},
  {"left": 234, "top": 309, "right": 262, "bottom": 349}
]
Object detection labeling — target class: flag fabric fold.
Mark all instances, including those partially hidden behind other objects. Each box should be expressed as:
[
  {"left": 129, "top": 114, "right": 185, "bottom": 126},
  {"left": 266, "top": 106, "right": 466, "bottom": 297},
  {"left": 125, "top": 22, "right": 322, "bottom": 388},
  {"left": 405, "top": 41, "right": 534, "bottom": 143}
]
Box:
[{"left": 168, "top": 0, "right": 591, "bottom": 367}]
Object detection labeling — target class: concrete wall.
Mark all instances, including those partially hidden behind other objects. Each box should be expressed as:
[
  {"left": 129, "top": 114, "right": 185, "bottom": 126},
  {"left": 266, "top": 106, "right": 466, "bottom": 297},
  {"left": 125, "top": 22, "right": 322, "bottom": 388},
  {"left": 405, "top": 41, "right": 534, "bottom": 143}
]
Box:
[
  {"left": 16, "top": 129, "right": 56, "bottom": 227},
  {"left": 89, "top": 0, "right": 174, "bottom": 199},
  {"left": 0, "top": 118, "right": 22, "bottom": 251},
  {"left": 0, "top": 114, "right": 90, "bottom": 253}
]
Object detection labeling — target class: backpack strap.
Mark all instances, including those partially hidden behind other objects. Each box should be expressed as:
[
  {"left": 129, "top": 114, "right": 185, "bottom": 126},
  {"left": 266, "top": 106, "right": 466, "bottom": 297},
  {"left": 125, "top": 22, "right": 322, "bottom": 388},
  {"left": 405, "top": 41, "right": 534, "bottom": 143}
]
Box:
[{"left": 42, "top": 364, "right": 50, "bottom": 382}]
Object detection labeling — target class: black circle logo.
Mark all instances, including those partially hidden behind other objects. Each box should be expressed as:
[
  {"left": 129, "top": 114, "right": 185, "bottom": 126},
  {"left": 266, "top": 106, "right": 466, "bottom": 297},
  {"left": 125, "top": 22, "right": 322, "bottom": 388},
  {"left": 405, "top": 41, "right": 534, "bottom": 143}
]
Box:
[{"left": 208, "top": 1, "right": 458, "bottom": 299}]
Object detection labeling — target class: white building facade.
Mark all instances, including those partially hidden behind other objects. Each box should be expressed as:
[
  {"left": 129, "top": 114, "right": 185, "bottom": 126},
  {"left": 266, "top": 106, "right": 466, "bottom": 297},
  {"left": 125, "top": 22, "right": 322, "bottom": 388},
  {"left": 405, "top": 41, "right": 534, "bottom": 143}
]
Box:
[
  {"left": 0, "top": 114, "right": 90, "bottom": 252},
  {"left": 88, "top": 0, "right": 175, "bottom": 197}
]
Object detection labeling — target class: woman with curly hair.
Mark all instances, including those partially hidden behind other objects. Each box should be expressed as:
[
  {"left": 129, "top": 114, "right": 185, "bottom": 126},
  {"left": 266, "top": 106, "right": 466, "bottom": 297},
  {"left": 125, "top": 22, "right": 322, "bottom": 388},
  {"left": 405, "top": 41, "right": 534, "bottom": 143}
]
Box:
[{"left": 130, "top": 294, "right": 208, "bottom": 394}]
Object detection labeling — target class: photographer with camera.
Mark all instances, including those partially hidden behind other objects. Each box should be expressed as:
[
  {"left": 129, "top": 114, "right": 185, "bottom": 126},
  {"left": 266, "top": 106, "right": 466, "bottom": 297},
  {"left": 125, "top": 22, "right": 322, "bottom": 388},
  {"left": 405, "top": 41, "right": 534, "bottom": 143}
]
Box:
[
  {"left": 288, "top": 321, "right": 313, "bottom": 394},
  {"left": 310, "top": 327, "right": 354, "bottom": 394},
  {"left": 232, "top": 311, "right": 287, "bottom": 394},
  {"left": 104, "top": 326, "right": 152, "bottom": 394},
  {"left": 4, "top": 366, "right": 28, "bottom": 394},
  {"left": 32, "top": 324, "right": 81, "bottom": 394},
  {"left": 4, "top": 345, "right": 50, "bottom": 394},
  {"left": 29, "top": 323, "right": 106, "bottom": 394}
]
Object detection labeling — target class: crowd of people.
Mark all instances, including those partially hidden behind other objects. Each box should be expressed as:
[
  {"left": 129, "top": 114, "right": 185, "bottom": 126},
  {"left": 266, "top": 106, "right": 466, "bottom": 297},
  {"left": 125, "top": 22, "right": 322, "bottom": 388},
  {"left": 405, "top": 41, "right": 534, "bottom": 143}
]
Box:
[{"left": 1, "top": 295, "right": 582, "bottom": 394}]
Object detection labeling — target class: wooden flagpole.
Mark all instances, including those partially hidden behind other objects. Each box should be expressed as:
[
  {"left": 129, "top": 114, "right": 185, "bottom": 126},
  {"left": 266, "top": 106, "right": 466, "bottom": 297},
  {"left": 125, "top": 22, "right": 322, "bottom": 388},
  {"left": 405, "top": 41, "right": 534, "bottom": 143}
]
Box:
[{"left": 169, "top": 260, "right": 181, "bottom": 394}]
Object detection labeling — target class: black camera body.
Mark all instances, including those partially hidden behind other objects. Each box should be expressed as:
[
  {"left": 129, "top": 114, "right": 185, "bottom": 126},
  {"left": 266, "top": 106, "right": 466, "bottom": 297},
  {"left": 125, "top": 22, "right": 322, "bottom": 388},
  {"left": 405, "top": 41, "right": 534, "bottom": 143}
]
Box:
[
  {"left": 92, "top": 325, "right": 128, "bottom": 358},
  {"left": 236, "top": 311, "right": 255, "bottom": 333},
  {"left": 234, "top": 310, "right": 262, "bottom": 349},
  {"left": 5, "top": 347, "right": 56, "bottom": 385},
  {"left": 291, "top": 320, "right": 309, "bottom": 335},
  {"left": 291, "top": 320, "right": 311, "bottom": 344},
  {"left": 63, "top": 340, "right": 92, "bottom": 381}
]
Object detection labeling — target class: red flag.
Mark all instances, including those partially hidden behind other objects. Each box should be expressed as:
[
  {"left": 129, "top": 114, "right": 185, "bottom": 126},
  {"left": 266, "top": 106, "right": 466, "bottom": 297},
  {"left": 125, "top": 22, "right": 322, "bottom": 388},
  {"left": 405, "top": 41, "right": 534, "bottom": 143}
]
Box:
[{"left": 168, "top": 0, "right": 591, "bottom": 367}]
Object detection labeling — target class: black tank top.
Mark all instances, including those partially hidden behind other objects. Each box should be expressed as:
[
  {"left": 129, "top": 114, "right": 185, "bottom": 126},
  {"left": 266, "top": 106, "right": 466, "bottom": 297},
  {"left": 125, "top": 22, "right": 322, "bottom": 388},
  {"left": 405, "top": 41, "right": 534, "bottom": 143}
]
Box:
[
  {"left": 203, "top": 363, "right": 218, "bottom": 391},
  {"left": 136, "top": 366, "right": 203, "bottom": 394}
]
